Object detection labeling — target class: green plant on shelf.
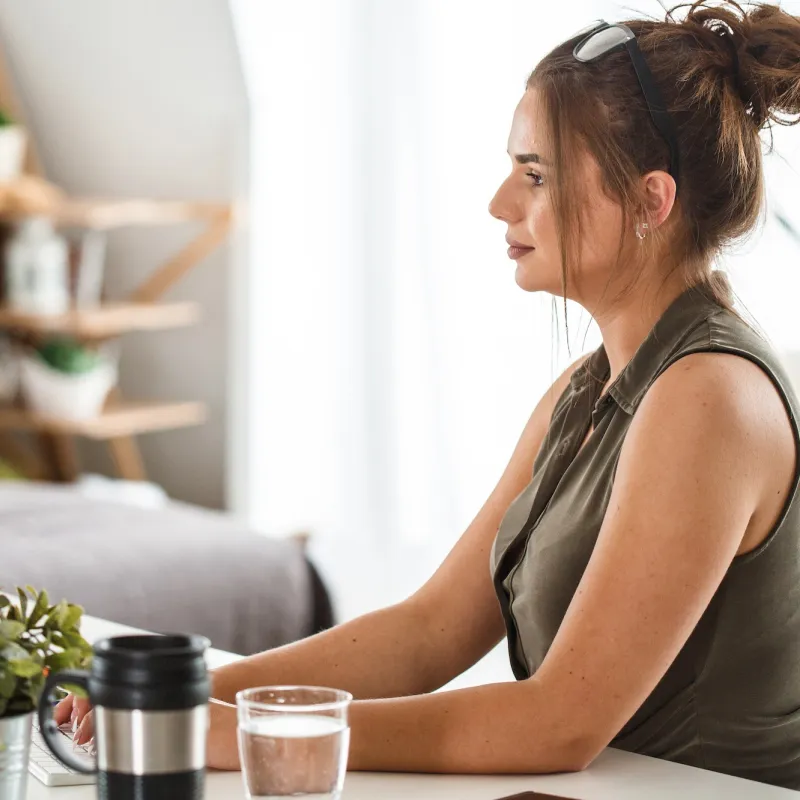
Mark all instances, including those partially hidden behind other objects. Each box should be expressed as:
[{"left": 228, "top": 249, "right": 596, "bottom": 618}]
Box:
[
  {"left": 0, "top": 108, "right": 14, "bottom": 128},
  {"left": 36, "top": 337, "right": 102, "bottom": 375},
  {"left": 0, "top": 586, "right": 91, "bottom": 719}
]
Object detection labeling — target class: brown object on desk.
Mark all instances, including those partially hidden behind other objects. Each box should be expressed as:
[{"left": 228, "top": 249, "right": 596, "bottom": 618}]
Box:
[{"left": 493, "top": 793, "right": 584, "bottom": 800}]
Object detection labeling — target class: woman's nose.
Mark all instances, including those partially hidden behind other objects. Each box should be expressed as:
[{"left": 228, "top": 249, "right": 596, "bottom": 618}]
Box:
[{"left": 488, "top": 178, "right": 516, "bottom": 222}]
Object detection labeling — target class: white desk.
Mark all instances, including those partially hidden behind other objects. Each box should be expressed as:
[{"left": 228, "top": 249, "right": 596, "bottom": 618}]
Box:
[{"left": 26, "top": 615, "right": 798, "bottom": 800}]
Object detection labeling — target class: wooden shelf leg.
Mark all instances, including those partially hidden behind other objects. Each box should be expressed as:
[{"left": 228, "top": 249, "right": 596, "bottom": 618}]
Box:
[
  {"left": 107, "top": 435, "right": 147, "bottom": 482},
  {"left": 0, "top": 432, "right": 48, "bottom": 479},
  {"left": 39, "top": 433, "right": 79, "bottom": 482},
  {"left": 130, "top": 210, "right": 232, "bottom": 303}
]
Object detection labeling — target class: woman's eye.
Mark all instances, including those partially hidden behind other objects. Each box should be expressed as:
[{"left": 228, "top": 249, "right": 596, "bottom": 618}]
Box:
[{"left": 526, "top": 171, "right": 544, "bottom": 187}]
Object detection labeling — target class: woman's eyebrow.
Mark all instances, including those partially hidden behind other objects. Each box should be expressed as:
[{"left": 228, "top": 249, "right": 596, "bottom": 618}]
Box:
[{"left": 507, "top": 150, "right": 550, "bottom": 166}]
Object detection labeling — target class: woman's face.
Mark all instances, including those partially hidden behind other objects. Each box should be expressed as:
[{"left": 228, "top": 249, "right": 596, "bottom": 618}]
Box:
[{"left": 488, "top": 89, "right": 627, "bottom": 303}]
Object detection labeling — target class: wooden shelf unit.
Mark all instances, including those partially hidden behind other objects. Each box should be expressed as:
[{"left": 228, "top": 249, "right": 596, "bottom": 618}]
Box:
[
  {"left": 0, "top": 301, "right": 200, "bottom": 339},
  {"left": 0, "top": 185, "right": 233, "bottom": 231},
  {"left": 0, "top": 401, "right": 206, "bottom": 440},
  {"left": 0, "top": 190, "right": 232, "bottom": 482},
  {"left": 0, "top": 51, "right": 234, "bottom": 484},
  {"left": 37, "top": 198, "right": 232, "bottom": 231}
]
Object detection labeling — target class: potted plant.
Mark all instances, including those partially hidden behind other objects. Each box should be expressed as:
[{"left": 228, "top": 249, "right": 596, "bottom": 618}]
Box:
[
  {"left": 0, "top": 586, "right": 92, "bottom": 800},
  {"left": 19, "top": 337, "right": 118, "bottom": 420},
  {"left": 0, "top": 109, "right": 27, "bottom": 183}
]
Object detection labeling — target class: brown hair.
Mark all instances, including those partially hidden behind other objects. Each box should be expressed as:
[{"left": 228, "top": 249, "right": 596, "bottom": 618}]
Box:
[{"left": 528, "top": 1, "right": 800, "bottom": 312}]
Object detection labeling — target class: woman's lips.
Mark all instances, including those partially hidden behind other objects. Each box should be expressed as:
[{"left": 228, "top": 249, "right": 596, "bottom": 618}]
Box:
[{"left": 507, "top": 245, "right": 534, "bottom": 259}]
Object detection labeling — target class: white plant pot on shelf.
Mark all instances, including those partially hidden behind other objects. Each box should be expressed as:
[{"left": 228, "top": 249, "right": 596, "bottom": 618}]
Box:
[
  {"left": 0, "top": 126, "right": 27, "bottom": 183},
  {"left": 19, "top": 355, "right": 117, "bottom": 420}
]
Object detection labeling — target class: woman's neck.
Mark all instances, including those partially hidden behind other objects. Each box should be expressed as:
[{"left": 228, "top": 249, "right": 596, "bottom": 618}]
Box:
[{"left": 590, "top": 277, "right": 690, "bottom": 384}]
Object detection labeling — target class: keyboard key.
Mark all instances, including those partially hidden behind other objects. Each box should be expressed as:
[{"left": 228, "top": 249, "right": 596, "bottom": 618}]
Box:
[{"left": 28, "top": 716, "right": 96, "bottom": 786}]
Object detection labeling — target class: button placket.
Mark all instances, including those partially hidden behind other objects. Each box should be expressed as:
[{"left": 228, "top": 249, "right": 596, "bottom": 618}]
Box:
[{"left": 497, "top": 376, "right": 600, "bottom": 678}]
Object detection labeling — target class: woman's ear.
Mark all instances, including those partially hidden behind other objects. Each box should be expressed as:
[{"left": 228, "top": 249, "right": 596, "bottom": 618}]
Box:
[{"left": 642, "top": 169, "right": 677, "bottom": 228}]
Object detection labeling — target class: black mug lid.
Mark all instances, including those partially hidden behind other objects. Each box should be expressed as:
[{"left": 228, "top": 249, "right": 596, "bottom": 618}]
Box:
[
  {"left": 89, "top": 633, "right": 210, "bottom": 710},
  {"left": 94, "top": 633, "right": 210, "bottom": 662}
]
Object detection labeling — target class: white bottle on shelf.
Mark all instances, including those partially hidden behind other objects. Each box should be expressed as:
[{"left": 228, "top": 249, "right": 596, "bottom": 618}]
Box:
[{"left": 4, "top": 216, "right": 70, "bottom": 315}]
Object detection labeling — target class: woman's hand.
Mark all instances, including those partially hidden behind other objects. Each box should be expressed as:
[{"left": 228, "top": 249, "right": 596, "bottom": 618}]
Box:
[
  {"left": 53, "top": 693, "right": 94, "bottom": 746},
  {"left": 206, "top": 698, "right": 240, "bottom": 770},
  {"left": 54, "top": 692, "right": 240, "bottom": 769}
]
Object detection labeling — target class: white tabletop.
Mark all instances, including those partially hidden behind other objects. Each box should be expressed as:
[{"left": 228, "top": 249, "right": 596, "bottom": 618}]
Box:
[{"left": 27, "top": 615, "right": 798, "bottom": 800}]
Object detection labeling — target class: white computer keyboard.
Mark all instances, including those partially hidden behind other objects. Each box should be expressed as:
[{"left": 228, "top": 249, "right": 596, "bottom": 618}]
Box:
[{"left": 29, "top": 717, "right": 96, "bottom": 787}]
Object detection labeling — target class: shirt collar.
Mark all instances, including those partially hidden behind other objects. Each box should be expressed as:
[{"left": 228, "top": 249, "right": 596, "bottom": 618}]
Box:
[{"left": 569, "top": 285, "right": 724, "bottom": 415}]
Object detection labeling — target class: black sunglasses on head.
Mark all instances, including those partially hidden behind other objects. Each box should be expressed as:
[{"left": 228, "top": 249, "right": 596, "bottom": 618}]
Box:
[{"left": 573, "top": 20, "right": 680, "bottom": 189}]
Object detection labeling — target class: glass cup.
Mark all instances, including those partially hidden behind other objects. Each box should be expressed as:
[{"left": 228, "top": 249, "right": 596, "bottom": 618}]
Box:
[{"left": 236, "top": 686, "right": 353, "bottom": 800}]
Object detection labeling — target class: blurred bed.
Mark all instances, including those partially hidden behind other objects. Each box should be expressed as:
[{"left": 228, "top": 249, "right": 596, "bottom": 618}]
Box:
[{"left": 0, "top": 482, "right": 334, "bottom": 655}]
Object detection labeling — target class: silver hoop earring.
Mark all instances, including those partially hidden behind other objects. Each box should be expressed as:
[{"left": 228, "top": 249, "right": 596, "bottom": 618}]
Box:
[{"left": 635, "top": 221, "right": 649, "bottom": 240}]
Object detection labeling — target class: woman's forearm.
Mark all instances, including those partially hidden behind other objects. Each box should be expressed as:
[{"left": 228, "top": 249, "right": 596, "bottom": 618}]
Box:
[
  {"left": 211, "top": 600, "right": 463, "bottom": 705},
  {"left": 348, "top": 679, "right": 590, "bottom": 774},
  {"left": 207, "top": 677, "right": 594, "bottom": 774}
]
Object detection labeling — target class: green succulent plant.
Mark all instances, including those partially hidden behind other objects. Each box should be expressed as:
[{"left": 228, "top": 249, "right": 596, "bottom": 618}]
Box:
[
  {"left": 36, "top": 338, "right": 102, "bottom": 375},
  {"left": 0, "top": 586, "right": 92, "bottom": 718}
]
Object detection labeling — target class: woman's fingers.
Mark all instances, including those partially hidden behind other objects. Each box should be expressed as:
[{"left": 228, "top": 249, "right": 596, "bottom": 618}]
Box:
[
  {"left": 53, "top": 694, "right": 92, "bottom": 729},
  {"left": 71, "top": 696, "right": 92, "bottom": 727},
  {"left": 51, "top": 693, "right": 95, "bottom": 747},
  {"left": 53, "top": 694, "right": 74, "bottom": 725},
  {"left": 74, "top": 709, "right": 94, "bottom": 746}
]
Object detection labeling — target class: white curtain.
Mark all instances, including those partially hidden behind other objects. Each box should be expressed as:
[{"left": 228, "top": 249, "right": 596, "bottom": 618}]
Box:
[{"left": 230, "top": 0, "right": 799, "bottom": 623}]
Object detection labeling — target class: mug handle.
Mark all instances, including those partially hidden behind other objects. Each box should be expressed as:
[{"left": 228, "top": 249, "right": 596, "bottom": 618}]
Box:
[{"left": 38, "top": 669, "right": 97, "bottom": 775}]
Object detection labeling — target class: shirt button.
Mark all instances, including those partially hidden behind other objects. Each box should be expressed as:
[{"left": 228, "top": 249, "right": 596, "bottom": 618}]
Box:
[{"left": 595, "top": 394, "right": 611, "bottom": 411}]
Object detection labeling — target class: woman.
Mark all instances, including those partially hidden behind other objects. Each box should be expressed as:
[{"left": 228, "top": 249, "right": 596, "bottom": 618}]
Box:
[{"left": 60, "top": 1, "right": 800, "bottom": 789}]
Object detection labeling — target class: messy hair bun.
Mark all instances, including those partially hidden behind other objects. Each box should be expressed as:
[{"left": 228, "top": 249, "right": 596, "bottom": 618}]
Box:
[{"left": 676, "top": 2, "right": 800, "bottom": 130}]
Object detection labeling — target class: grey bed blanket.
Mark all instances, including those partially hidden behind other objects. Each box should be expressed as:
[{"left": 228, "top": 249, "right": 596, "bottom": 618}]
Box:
[{"left": 0, "top": 483, "right": 323, "bottom": 656}]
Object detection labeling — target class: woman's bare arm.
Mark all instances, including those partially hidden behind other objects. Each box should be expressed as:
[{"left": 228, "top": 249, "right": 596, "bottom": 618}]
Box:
[
  {"left": 210, "top": 353, "right": 792, "bottom": 773},
  {"left": 211, "top": 358, "right": 585, "bottom": 705},
  {"left": 206, "top": 357, "right": 588, "bottom": 767}
]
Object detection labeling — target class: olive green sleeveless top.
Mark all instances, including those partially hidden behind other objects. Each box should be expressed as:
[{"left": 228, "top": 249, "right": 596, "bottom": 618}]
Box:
[{"left": 490, "top": 285, "right": 800, "bottom": 790}]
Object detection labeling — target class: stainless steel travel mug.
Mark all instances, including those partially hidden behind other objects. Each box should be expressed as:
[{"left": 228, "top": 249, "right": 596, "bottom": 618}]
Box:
[{"left": 38, "top": 633, "right": 210, "bottom": 800}]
